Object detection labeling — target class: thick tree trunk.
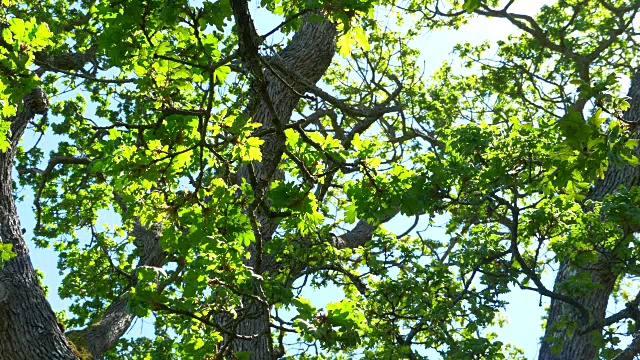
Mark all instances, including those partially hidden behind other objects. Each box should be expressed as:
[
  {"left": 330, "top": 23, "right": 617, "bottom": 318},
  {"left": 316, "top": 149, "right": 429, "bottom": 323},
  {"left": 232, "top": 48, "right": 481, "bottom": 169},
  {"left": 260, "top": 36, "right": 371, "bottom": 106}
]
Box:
[
  {"left": 228, "top": 2, "right": 337, "bottom": 358},
  {"left": 232, "top": 300, "right": 273, "bottom": 360},
  {"left": 539, "top": 69, "right": 640, "bottom": 360},
  {"left": 0, "top": 89, "right": 79, "bottom": 359},
  {"left": 538, "top": 262, "right": 617, "bottom": 360}
]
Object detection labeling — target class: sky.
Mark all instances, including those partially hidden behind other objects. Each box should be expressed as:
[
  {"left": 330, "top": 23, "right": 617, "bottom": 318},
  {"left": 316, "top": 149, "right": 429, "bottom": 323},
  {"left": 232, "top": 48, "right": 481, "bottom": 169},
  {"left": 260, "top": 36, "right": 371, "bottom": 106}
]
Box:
[{"left": 13, "top": 0, "right": 631, "bottom": 359}]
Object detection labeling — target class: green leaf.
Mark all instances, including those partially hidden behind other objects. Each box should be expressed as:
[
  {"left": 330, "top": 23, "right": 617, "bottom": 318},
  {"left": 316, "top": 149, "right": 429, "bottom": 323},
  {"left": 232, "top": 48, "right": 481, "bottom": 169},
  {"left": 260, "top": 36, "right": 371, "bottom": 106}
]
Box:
[
  {"left": 0, "top": 243, "right": 16, "bottom": 264},
  {"left": 214, "top": 66, "right": 231, "bottom": 84},
  {"left": 9, "top": 18, "right": 25, "bottom": 42},
  {"left": 32, "top": 23, "right": 53, "bottom": 48},
  {"left": 625, "top": 139, "right": 638, "bottom": 149},
  {"left": 558, "top": 109, "right": 590, "bottom": 149},
  {"left": 352, "top": 26, "right": 370, "bottom": 52},
  {"left": 0, "top": 121, "right": 11, "bottom": 152},
  {"left": 2, "top": 28, "right": 13, "bottom": 44},
  {"left": 345, "top": 204, "right": 357, "bottom": 224},
  {"left": 108, "top": 128, "right": 120, "bottom": 140},
  {"left": 337, "top": 33, "right": 354, "bottom": 58},
  {"left": 462, "top": 0, "right": 481, "bottom": 13},
  {"left": 233, "top": 352, "right": 252, "bottom": 360},
  {"left": 293, "top": 297, "right": 316, "bottom": 320},
  {"left": 155, "top": 41, "right": 172, "bottom": 55},
  {"left": 193, "top": 338, "right": 205, "bottom": 350},
  {"left": 587, "top": 108, "right": 603, "bottom": 128},
  {"left": 236, "top": 137, "right": 263, "bottom": 161}
]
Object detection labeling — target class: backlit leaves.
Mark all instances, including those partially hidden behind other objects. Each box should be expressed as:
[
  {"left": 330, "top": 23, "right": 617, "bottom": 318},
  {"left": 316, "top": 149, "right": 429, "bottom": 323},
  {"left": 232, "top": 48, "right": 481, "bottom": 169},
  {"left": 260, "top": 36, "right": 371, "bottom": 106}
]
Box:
[{"left": 4, "top": 0, "right": 640, "bottom": 359}]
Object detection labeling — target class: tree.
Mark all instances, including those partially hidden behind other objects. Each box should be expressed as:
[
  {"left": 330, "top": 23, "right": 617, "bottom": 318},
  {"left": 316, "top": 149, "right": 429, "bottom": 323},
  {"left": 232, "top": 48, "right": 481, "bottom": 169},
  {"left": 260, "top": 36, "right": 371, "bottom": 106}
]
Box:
[{"left": 1, "top": 0, "right": 640, "bottom": 359}]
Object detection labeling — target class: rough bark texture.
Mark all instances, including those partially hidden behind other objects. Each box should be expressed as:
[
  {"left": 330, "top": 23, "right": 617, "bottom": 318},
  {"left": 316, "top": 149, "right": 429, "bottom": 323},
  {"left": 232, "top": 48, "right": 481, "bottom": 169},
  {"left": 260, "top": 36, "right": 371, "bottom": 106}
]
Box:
[
  {"left": 538, "top": 69, "right": 640, "bottom": 360},
  {"left": 72, "top": 295, "right": 135, "bottom": 357},
  {"left": 0, "top": 89, "right": 79, "bottom": 359},
  {"left": 538, "top": 263, "right": 617, "bottom": 360},
  {"left": 228, "top": 3, "right": 337, "bottom": 357}
]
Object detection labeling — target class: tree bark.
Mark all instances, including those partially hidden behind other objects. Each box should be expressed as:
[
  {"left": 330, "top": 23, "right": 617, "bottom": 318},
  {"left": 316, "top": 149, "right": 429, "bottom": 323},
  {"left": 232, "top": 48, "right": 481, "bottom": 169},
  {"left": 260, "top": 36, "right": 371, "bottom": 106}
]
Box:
[
  {"left": 0, "top": 89, "right": 79, "bottom": 359},
  {"left": 539, "top": 69, "right": 640, "bottom": 360},
  {"left": 228, "top": 2, "right": 337, "bottom": 357}
]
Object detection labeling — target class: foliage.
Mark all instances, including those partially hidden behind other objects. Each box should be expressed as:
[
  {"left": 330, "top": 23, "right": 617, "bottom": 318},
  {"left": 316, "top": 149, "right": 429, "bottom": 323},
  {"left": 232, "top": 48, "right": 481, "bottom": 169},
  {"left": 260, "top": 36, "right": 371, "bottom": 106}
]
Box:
[{"left": 2, "top": 0, "right": 640, "bottom": 359}]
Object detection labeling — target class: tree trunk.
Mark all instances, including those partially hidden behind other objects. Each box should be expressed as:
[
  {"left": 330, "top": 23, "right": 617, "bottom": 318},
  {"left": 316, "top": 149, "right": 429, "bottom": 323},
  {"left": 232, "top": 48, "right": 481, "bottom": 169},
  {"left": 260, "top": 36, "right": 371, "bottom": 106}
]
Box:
[
  {"left": 539, "top": 69, "right": 640, "bottom": 360},
  {"left": 0, "top": 89, "right": 79, "bottom": 359},
  {"left": 538, "top": 262, "right": 617, "bottom": 360},
  {"left": 227, "top": 3, "right": 337, "bottom": 357}
]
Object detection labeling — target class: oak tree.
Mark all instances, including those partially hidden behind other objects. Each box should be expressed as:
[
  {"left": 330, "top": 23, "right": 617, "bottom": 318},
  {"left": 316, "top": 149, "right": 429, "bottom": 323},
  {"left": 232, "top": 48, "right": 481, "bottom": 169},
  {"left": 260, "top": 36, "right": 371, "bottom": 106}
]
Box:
[{"left": 1, "top": 0, "right": 640, "bottom": 359}]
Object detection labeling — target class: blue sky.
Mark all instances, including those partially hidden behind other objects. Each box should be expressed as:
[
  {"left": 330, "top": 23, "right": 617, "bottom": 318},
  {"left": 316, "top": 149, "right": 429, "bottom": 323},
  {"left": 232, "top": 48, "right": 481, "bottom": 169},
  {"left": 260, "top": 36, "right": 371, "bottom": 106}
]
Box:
[{"left": 15, "top": 1, "right": 629, "bottom": 359}]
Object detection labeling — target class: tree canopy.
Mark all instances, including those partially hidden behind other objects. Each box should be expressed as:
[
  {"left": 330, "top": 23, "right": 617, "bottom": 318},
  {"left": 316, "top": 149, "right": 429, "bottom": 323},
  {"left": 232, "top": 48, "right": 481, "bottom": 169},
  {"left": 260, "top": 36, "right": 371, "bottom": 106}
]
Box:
[{"left": 1, "top": 0, "right": 640, "bottom": 359}]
